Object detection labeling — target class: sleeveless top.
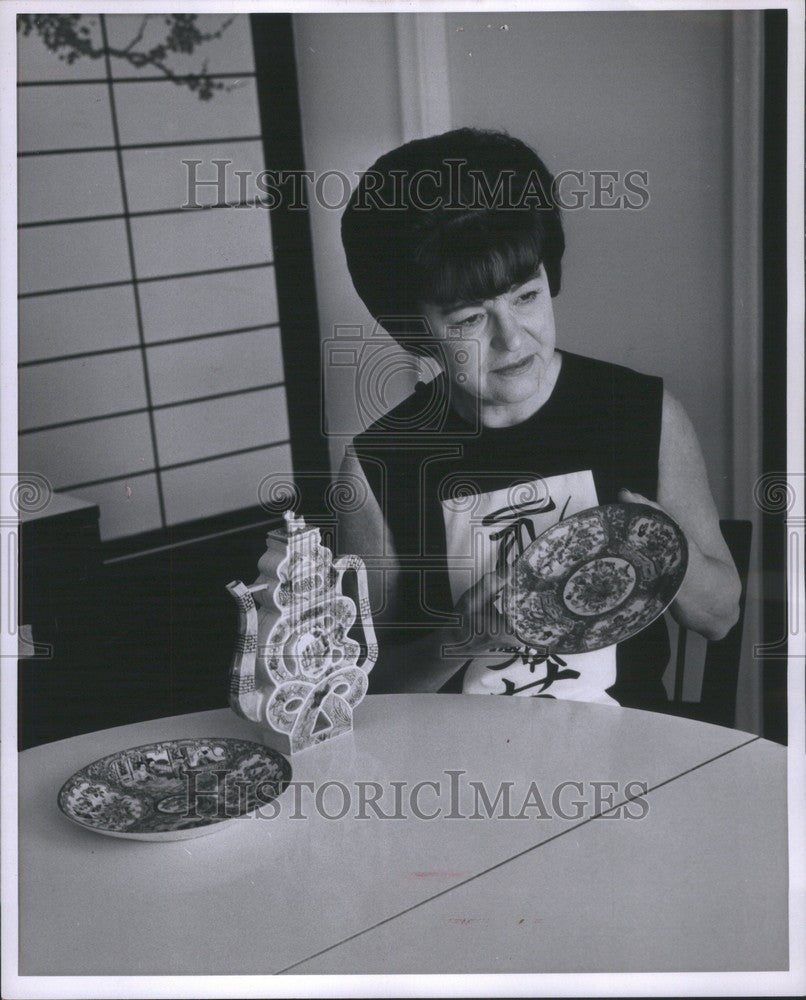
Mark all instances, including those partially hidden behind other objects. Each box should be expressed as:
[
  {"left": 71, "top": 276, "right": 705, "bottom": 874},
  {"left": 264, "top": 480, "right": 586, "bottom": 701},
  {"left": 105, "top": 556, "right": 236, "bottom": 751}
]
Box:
[{"left": 351, "top": 350, "right": 670, "bottom": 709}]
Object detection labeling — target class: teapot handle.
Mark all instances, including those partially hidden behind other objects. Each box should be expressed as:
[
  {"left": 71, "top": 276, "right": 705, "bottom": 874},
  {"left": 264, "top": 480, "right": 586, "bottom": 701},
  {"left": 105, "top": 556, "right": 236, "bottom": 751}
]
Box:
[{"left": 334, "top": 554, "right": 378, "bottom": 675}]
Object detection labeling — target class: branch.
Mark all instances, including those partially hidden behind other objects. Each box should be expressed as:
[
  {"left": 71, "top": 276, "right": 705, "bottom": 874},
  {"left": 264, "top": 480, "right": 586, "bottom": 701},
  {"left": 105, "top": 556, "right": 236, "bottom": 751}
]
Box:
[
  {"left": 18, "top": 13, "right": 236, "bottom": 100},
  {"left": 122, "top": 15, "right": 149, "bottom": 55}
]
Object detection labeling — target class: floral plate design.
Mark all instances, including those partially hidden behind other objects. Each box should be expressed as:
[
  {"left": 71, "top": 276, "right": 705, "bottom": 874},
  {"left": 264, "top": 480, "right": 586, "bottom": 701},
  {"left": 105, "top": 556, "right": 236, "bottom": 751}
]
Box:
[
  {"left": 57, "top": 737, "right": 291, "bottom": 842},
  {"left": 503, "top": 503, "right": 688, "bottom": 653}
]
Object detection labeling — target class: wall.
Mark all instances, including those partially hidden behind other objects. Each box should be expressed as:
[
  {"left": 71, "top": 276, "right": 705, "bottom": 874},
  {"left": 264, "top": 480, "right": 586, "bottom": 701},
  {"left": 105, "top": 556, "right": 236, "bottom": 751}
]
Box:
[
  {"left": 293, "top": 14, "right": 407, "bottom": 474},
  {"left": 293, "top": 11, "right": 764, "bottom": 732}
]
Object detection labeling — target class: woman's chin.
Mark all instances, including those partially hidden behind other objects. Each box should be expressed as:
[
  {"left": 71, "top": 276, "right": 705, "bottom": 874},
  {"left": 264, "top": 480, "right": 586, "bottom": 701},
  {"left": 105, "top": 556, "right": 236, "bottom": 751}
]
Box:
[{"left": 487, "top": 373, "right": 544, "bottom": 405}]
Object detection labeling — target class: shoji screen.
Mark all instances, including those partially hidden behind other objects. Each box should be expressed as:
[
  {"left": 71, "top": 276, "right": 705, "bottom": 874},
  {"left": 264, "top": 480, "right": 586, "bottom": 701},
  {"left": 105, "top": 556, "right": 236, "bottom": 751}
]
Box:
[{"left": 17, "top": 14, "right": 292, "bottom": 542}]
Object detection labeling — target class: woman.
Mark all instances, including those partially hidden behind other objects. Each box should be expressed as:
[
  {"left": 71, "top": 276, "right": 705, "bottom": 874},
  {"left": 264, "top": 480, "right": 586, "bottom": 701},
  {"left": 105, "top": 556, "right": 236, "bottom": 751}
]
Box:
[{"left": 337, "top": 128, "right": 739, "bottom": 709}]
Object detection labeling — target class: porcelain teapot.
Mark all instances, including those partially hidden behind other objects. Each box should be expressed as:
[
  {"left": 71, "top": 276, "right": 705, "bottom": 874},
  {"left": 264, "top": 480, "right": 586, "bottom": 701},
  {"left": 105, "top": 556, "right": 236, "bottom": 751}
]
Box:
[{"left": 226, "top": 511, "right": 377, "bottom": 753}]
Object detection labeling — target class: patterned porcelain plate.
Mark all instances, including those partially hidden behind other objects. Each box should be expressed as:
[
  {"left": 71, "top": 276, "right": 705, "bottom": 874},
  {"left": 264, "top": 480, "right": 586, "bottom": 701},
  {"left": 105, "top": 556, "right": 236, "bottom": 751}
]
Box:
[
  {"left": 503, "top": 503, "right": 688, "bottom": 654},
  {"left": 57, "top": 737, "right": 291, "bottom": 842}
]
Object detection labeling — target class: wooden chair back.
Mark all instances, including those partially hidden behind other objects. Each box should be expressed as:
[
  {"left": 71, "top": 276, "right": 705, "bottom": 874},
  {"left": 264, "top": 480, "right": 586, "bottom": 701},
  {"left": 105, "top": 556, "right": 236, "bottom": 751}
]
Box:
[{"left": 671, "top": 519, "right": 753, "bottom": 729}]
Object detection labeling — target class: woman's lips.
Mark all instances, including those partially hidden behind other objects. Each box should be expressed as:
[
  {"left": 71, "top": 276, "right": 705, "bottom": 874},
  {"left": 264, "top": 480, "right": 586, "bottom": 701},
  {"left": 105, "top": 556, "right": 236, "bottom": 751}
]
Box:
[{"left": 492, "top": 354, "right": 535, "bottom": 377}]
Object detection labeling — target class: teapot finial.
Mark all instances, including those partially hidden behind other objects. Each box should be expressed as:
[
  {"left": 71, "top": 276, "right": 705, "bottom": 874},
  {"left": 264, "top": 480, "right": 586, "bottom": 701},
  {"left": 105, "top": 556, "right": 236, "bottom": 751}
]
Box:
[{"left": 283, "top": 509, "right": 307, "bottom": 534}]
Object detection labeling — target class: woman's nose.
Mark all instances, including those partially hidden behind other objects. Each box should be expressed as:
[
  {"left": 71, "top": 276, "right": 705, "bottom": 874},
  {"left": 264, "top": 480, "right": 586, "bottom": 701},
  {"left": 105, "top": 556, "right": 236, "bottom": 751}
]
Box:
[{"left": 490, "top": 312, "right": 523, "bottom": 352}]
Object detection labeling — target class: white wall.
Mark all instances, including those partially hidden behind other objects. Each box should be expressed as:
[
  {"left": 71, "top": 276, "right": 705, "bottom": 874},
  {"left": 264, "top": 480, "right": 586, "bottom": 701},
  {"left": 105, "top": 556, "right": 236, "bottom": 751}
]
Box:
[
  {"left": 293, "top": 11, "right": 764, "bottom": 731},
  {"left": 293, "top": 14, "right": 405, "bottom": 474}
]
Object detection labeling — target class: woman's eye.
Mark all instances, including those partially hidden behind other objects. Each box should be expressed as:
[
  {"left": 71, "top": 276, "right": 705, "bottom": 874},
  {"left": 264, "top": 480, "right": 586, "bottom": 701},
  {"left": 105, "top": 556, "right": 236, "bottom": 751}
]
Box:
[
  {"left": 453, "top": 312, "right": 484, "bottom": 329},
  {"left": 516, "top": 289, "right": 539, "bottom": 305}
]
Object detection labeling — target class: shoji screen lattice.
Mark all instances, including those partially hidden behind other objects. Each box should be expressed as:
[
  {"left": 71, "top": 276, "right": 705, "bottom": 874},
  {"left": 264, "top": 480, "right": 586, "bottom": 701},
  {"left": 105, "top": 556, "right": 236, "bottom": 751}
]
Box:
[{"left": 18, "top": 14, "right": 292, "bottom": 541}]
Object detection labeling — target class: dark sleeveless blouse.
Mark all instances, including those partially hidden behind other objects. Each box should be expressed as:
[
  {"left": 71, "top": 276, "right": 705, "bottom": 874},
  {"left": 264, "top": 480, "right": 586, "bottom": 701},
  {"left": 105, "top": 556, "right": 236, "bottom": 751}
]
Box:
[{"left": 351, "top": 350, "right": 670, "bottom": 709}]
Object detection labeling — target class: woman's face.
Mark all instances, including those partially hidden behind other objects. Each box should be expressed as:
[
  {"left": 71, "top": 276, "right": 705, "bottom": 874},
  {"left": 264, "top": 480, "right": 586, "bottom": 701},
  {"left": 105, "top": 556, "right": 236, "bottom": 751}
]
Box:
[{"left": 420, "top": 263, "right": 558, "bottom": 427}]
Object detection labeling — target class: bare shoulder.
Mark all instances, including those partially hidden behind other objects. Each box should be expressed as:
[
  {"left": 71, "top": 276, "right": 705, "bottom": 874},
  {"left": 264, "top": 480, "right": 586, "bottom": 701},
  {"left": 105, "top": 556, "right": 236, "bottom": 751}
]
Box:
[
  {"left": 658, "top": 389, "right": 711, "bottom": 509},
  {"left": 335, "top": 445, "right": 399, "bottom": 618},
  {"left": 335, "top": 446, "right": 387, "bottom": 549},
  {"left": 657, "top": 389, "right": 730, "bottom": 562},
  {"left": 660, "top": 389, "right": 700, "bottom": 453}
]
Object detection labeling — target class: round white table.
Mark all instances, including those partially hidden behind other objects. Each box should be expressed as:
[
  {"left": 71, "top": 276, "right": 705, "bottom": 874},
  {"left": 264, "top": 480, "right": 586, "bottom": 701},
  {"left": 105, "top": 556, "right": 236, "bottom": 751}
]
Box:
[{"left": 17, "top": 695, "right": 787, "bottom": 976}]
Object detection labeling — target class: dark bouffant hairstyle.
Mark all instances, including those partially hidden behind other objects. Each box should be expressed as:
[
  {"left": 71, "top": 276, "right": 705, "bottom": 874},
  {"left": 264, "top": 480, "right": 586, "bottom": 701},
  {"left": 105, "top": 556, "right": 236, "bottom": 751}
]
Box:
[{"left": 341, "top": 128, "right": 565, "bottom": 356}]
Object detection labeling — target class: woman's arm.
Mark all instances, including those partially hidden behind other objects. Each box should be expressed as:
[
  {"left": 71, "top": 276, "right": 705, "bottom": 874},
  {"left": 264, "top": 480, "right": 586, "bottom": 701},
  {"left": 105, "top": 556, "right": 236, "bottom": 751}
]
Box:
[
  {"left": 335, "top": 446, "right": 487, "bottom": 693},
  {"left": 335, "top": 448, "right": 451, "bottom": 692},
  {"left": 621, "top": 389, "right": 741, "bottom": 641},
  {"left": 335, "top": 446, "right": 399, "bottom": 624}
]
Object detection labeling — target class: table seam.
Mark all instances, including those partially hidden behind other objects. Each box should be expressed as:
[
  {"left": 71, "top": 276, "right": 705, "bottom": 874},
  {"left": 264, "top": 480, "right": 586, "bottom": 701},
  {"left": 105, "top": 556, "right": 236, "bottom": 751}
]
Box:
[{"left": 275, "top": 734, "right": 762, "bottom": 975}]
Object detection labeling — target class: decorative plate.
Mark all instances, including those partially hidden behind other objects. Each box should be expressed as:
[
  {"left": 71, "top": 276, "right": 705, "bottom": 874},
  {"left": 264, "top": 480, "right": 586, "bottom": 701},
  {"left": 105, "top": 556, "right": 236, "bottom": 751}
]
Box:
[
  {"left": 503, "top": 503, "right": 688, "bottom": 654},
  {"left": 57, "top": 737, "right": 291, "bottom": 842}
]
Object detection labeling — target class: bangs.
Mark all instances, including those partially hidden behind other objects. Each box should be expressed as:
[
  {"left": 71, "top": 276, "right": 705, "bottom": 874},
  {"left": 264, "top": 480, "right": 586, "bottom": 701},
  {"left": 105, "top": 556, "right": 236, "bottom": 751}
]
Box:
[{"left": 413, "top": 210, "right": 544, "bottom": 308}]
